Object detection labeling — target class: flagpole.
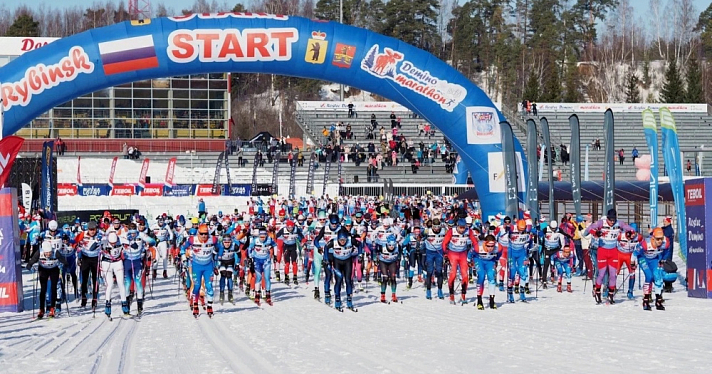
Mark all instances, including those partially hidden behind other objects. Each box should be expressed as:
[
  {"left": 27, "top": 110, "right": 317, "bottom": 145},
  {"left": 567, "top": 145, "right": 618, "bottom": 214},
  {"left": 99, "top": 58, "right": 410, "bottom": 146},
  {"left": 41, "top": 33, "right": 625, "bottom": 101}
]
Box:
[{"left": 1, "top": 92, "right": 5, "bottom": 140}]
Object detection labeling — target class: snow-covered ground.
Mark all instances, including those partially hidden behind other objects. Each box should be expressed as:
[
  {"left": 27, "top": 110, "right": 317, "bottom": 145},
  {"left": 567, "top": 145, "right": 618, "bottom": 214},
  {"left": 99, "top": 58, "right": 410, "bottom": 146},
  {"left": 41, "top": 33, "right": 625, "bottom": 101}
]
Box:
[{"left": 1, "top": 251, "right": 711, "bottom": 374}]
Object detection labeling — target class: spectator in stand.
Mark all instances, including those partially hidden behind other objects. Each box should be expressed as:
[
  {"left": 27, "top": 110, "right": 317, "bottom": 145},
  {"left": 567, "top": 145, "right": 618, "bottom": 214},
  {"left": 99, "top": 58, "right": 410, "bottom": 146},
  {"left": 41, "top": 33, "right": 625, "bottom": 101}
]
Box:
[
  {"left": 370, "top": 113, "right": 377, "bottom": 130},
  {"left": 123, "top": 142, "right": 129, "bottom": 159},
  {"left": 687, "top": 159, "right": 692, "bottom": 175},
  {"left": 348, "top": 102, "right": 355, "bottom": 118},
  {"left": 532, "top": 102, "right": 538, "bottom": 116},
  {"left": 632, "top": 146, "right": 639, "bottom": 163},
  {"left": 618, "top": 149, "right": 625, "bottom": 165},
  {"left": 521, "top": 100, "right": 529, "bottom": 116},
  {"left": 418, "top": 123, "right": 425, "bottom": 136},
  {"left": 595, "top": 138, "right": 601, "bottom": 151},
  {"left": 396, "top": 117, "right": 402, "bottom": 129},
  {"left": 287, "top": 151, "right": 294, "bottom": 166},
  {"left": 297, "top": 149, "right": 304, "bottom": 167},
  {"left": 390, "top": 112, "right": 397, "bottom": 128}
]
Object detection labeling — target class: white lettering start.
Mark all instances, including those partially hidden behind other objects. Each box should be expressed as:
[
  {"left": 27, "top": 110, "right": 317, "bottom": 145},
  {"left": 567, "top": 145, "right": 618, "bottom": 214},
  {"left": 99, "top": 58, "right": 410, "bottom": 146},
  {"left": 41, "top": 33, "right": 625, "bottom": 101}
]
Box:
[
  {"left": 1, "top": 47, "right": 94, "bottom": 111},
  {"left": 167, "top": 28, "right": 298, "bottom": 63}
]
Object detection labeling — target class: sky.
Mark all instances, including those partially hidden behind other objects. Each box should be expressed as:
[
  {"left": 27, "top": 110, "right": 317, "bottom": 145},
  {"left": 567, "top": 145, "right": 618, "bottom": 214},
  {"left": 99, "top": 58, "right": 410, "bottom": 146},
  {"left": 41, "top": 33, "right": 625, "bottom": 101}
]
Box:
[{"left": 2, "top": 0, "right": 710, "bottom": 18}]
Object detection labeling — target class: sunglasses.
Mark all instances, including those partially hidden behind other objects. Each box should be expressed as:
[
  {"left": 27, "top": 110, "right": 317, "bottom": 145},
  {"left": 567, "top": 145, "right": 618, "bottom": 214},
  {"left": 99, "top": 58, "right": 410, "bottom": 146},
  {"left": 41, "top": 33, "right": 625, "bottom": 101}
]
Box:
[
  {"left": 485, "top": 244, "right": 496, "bottom": 248},
  {"left": 654, "top": 237, "right": 664, "bottom": 241},
  {"left": 199, "top": 232, "right": 209, "bottom": 236}
]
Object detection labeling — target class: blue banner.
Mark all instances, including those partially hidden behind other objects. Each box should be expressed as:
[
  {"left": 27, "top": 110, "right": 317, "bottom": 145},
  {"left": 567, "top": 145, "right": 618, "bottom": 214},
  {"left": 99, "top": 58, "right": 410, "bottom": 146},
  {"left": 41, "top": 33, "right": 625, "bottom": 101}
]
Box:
[
  {"left": 660, "top": 108, "right": 687, "bottom": 261},
  {"left": 227, "top": 184, "right": 252, "bottom": 197},
  {"left": 452, "top": 156, "right": 469, "bottom": 184},
  {"left": 40, "top": 141, "right": 54, "bottom": 214},
  {"left": 642, "top": 109, "right": 659, "bottom": 227},
  {"left": 77, "top": 184, "right": 111, "bottom": 197},
  {"left": 163, "top": 184, "right": 194, "bottom": 197}
]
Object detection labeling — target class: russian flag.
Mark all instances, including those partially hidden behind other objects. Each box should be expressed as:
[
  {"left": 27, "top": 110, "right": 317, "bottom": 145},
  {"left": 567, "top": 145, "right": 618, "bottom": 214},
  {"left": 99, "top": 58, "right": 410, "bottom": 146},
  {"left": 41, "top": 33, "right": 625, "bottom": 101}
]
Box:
[{"left": 99, "top": 35, "right": 159, "bottom": 75}]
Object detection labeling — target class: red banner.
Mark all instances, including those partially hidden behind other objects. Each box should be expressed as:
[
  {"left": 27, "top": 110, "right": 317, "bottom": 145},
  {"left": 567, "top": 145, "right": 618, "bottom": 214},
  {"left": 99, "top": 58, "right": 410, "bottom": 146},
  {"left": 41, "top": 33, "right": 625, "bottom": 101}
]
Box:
[
  {"left": 140, "top": 183, "right": 163, "bottom": 196},
  {"left": 139, "top": 158, "right": 150, "bottom": 188},
  {"left": 164, "top": 157, "right": 177, "bottom": 187},
  {"left": 57, "top": 183, "right": 78, "bottom": 196},
  {"left": 196, "top": 184, "right": 220, "bottom": 196},
  {"left": 0, "top": 136, "right": 25, "bottom": 188},
  {"left": 77, "top": 156, "right": 82, "bottom": 186},
  {"left": 111, "top": 184, "right": 134, "bottom": 196},
  {"left": 108, "top": 156, "right": 118, "bottom": 187}
]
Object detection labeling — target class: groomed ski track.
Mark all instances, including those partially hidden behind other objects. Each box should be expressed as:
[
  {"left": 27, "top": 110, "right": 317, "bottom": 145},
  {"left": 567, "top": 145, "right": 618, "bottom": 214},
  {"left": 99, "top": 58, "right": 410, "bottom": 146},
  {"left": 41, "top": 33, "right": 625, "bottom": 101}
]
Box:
[{"left": 2, "top": 259, "right": 712, "bottom": 374}]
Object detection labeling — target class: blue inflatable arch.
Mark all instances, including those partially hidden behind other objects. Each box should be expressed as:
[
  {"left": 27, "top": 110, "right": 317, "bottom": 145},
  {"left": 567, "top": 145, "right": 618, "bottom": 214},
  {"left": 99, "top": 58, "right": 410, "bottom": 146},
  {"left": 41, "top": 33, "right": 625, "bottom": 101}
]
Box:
[{"left": 0, "top": 12, "right": 526, "bottom": 219}]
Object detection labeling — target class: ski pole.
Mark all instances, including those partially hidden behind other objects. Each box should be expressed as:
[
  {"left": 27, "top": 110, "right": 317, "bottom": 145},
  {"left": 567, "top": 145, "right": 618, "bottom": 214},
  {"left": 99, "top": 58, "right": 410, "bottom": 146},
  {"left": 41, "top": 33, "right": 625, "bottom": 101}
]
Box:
[{"left": 32, "top": 268, "right": 37, "bottom": 319}]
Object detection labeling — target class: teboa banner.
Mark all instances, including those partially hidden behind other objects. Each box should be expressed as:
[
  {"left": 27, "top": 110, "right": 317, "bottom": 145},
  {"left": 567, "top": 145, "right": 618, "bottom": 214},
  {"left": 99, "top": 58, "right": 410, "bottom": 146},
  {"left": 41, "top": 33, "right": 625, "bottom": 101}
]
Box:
[
  {"left": 603, "top": 109, "right": 616, "bottom": 215},
  {"left": 108, "top": 156, "right": 118, "bottom": 188},
  {"left": 0, "top": 136, "right": 24, "bottom": 188},
  {"left": 569, "top": 115, "right": 582, "bottom": 218},
  {"left": 164, "top": 157, "right": 177, "bottom": 188},
  {"left": 138, "top": 158, "right": 150, "bottom": 188},
  {"left": 40, "top": 140, "right": 54, "bottom": 214}
]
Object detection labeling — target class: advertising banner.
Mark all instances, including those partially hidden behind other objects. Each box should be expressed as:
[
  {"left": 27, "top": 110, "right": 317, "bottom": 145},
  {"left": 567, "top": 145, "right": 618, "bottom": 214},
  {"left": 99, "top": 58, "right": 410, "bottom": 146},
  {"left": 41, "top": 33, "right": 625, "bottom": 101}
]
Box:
[
  {"left": 0, "top": 136, "right": 24, "bottom": 188},
  {"left": 684, "top": 178, "right": 712, "bottom": 298},
  {"left": 163, "top": 184, "right": 193, "bottom": 197},
  {"left": 108, "top": 156, "right": 118, "bottom": 187},
  {"left": 56, "top": 209, "right": 139, "bottom": 226},
  {"left": 40, "top": 140, "right": 54, "bottom": 213},
  {"left": 139, "top": 183, "right": 163, "bottom": 196},
  {"left": 138, "top": 158, "right": 150, "bottom": 188},
  {"left": 164, "top": 157, "right": 176, "bottom": 187},
  {"left": 0, "top": 188, "right": 24, "bottom": 312},
  {"left": 227, "top": 184, "right": 251, "bottom": 196},
  {"left": 196, "top": 184, "right": 222, "bottom": 196},
  {"left": 252, "top": 184, "right": 273, "bottom": 196},
  {"left": 642, "top": 109, "right": 659, "bottom": 227},
  {"left": 110, "top": 184, "right": 134, "bottom": 196},
  {"left": 57, "top": 183, "right": 78, "bottom": 196},
  {"left": 78, "top": 184, "right": 110, "bottom": 197}
]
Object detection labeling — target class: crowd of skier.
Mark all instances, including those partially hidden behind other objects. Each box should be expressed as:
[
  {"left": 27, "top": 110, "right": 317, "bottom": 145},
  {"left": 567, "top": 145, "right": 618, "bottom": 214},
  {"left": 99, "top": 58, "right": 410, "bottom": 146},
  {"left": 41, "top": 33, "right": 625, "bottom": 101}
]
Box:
[{"left": 23, "top": 194, "right": 681, "bottom": 319}]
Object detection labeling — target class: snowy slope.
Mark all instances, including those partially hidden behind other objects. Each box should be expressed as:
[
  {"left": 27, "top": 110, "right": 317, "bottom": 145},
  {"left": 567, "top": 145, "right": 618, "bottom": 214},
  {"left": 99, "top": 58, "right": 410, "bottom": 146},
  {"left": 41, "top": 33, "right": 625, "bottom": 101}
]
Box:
[{"left": 1, "top": 253, "right": 711, "bottom": 374}]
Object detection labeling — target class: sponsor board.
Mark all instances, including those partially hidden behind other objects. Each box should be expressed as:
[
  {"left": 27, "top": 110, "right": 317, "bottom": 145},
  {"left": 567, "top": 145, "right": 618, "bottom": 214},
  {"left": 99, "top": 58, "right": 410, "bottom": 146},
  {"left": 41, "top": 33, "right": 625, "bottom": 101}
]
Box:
[
  {"left": 78, "top": 184, "right": 109, "bottom": 197},
  {"left": 168, "top": 12, "right": 289, "bottom": 22},
  {"left": 164, "top": 184, "right": 193, "bottom": 197},
  {"left": 466, "top": 106, "right": 502, "bottom": 145},
  {"left": 140, "top": 184, "right": 163, "bottom": 196},
  {"left": 535, "top": 103, "right": 710, "bottom": 113},
  {"left": 196, "top": 184, "right": 222, "bottom": 196},
  {"left": 361, "top": 44, "right": 466, "bottom": 112},
  {"left": 227, "top": 184, "right": 251, "bottom": 196},
  {"left": 57, "top": 183, "right": 78, "bottom": 196},
  {"left": 0, "top": 37, "right": 59, "bottom": 57},
  {"left": 296, "top": 101, "right": 410, "bottom": 112},
  {"left": 111, "top": 184, "right": 134, "bottom": 196},
  {"left": 56, "top": 209, "right": 139, "bottom": 227}
]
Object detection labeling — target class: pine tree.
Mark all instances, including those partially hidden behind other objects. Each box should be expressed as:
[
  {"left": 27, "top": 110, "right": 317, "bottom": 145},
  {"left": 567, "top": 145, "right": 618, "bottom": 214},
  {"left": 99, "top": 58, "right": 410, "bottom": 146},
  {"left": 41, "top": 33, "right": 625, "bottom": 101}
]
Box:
[
  {"left": 563, "top": 51, "right": 582, "bottom": 102},
  {"left": 540, "top": 62, "right": 561, "bottom": 102},
  {"left": 6, "top": 14, "right": 40, "bottom": 37},
  {"left": 684, "top": 57, "right": 704, "bottom": 103},
  {"left": 523, "top": 73, "right": 540, "bottom": 102},
  {"left": 660, "top": 56, "right": 686, "bottom": 103},
  {"left": 642, "top": 58, "right": 651, "bottom": 88},
  {"left": 625, "top": 71, "right": 641, "bottom": 103}
]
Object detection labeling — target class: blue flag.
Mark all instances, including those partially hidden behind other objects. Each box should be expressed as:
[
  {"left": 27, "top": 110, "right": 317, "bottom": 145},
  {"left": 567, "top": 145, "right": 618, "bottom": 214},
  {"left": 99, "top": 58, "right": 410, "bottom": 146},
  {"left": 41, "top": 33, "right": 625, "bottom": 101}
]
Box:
[
  {"left": 641, "top": 109, "right": 659, "bottom": 227},
  {"left": 659, "top": 108, "right": 687, "bottom": 261}
]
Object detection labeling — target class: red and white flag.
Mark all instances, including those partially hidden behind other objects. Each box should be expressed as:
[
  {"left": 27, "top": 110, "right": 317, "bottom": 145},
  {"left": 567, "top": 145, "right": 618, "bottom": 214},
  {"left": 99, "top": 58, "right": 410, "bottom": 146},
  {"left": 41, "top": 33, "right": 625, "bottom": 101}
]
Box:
[
  {"left": 164, "top": 157, "right": 177, "bottom": 187},
  {"left": 77, "top": 156, "right": 82, "bottom": 186},
  {"left": 139, "top": 158, "right": 150, "bottom": 188},
  {"left": 108, "top": 156, "right": 118, "bottom": 188},
  {"left": 0, "top": 135, "right": 25, "bottom": 188}
]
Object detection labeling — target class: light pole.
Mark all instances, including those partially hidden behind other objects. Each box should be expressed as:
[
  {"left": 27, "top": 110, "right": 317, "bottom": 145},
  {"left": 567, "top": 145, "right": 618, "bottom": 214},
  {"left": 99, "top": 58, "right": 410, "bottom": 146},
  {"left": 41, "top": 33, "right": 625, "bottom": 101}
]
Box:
[{"left": 185, "top": 149, "right": 195, "bottom": 184}]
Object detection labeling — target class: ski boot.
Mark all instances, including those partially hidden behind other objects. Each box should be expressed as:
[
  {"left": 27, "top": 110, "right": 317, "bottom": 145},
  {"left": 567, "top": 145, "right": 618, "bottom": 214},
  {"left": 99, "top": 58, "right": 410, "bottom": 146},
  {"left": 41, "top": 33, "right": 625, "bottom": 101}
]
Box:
[
  {"left": 418, "top": 275, "right": 423, "bottom": 283},
  {"left": 91, "top": 298, "right": 98, "bottom": 309},
  {"left": 228, "top": 291, "right": 234, "bottom": 303},
  {"left": 122, "top": 301, "right": 130, "bottom": 316},
  {"left": 524, "top": 284, "right": 531, "bottom": 294},
  {"left": 602, "top": 288, "right": 609, "bottom": 298},
  {"left": 152, "top": 269, "right": 157, "bottom": 280},
  {"left": 313, "top": 287, "right": 321, "bottom": 300},
  {"left": 293, "top": 277, "right": 298, "bottom": 286},
  {"left": 357, "top": 282, "right": 364, "bottom": 292},
  {"left": 476, "top": 295, "right": 484, "bottom": 310},
  {"left": 607, "top": 288, "right": 616, "bottom": 304},
  {"left": 137, "top": 299, "right": 144, "bottom": 316},
  {"left": 127, "top": 292, "right": 134, "bottom": 309},
  {"left": 498, "top": 282, "right": 504, "bottom": 292},
  {"left": 489, "top": 295, "right": 497, "bottom": 309},
  {"left": 254, "top": 291, "right": 261, "bottom": 306},
  {"left": 48, "top": 307, "right": 56, "bottom": 318},
  {"left": 507, "top": 287, "right": 515, "bottom": 303},
  {"left": 566, "top": 283, "right": 572, "bottom": 293},
  {"left": 459, "top": 294, "right": 467, "bottom": 305},
  {"left": 219, "top": 291, "right": 225, "bottom": 304},
  {"left": 594, "top": 287, "right": 603, "bottom": 304},
  {"left": 346, "top": 296, "right": 354, "bottom": 310},
  {"left": 284, "top": 274, "right": 290, "bottom": 285},
  {"left": 627, "top": 289, "right": 634, "bottom": 300},
  {"left": 105, "top": 301, "right": 112, "bottom": 317},
  {"left": 642, "top": 294, "right": 652, "bottom": 310},
  {"left": 557, "top": 282, "right": 563, "bottom": 293},
  {"left": 391, "top": 293, "right": 398, "bottom": 303},
  {"left": 249, "top": 289, "right": 255, "bottom": 300},
  {"left": 437, "top": 288, "right": 444, "bottom": 300},
  {"left": 324, "top": 293, "right": 332, "bottom": 305},
  {"left": 265, "top": 291, "right": 272, "bottom": 306},
  {"left": 655, "top": 294, "right": 665, "bottom": 310},
  {"left": 275, "top": 270, "right": 281, "bottom": 282},
  {"left": 81, "top": 297, "right": 87, "bottom": 308},
  {"left": 407, "top": 278, "right": 413, "bottom": 290},
  {"left": 37, "top": 310, "right": 44, "bottom": 319},
  {"left": 207, "top": 302, "right": 214, "bottom": 317},
  {"left": 542, "top": 281, "right": 548, "bottom": 289},
  {"left": 192, "top": 297, "right": 200, "bottom": 317},
  {"left": 425, "top": 288, "right": 432, "bottom": 300},
  {"left": 519, "top": 288, "right": 527, "bottom": 301},
  {"left": 380, "top": 293, "right": 387, "bottom": 303},
  {"left": 163, "top": 270, "right": 168, "bottom": 279},
  {"left": 449, "top": 294, "right": 456, "bottom": 305},
  {"left": 335, "top": 296, "right": 342, "bottom": 311}
]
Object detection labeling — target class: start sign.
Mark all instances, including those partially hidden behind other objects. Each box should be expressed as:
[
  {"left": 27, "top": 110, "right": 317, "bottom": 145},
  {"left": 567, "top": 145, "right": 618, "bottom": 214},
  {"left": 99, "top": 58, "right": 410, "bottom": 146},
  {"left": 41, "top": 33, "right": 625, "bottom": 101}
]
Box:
[{"left": 167, "top": 28, "right": 298, "bottom": 63}]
